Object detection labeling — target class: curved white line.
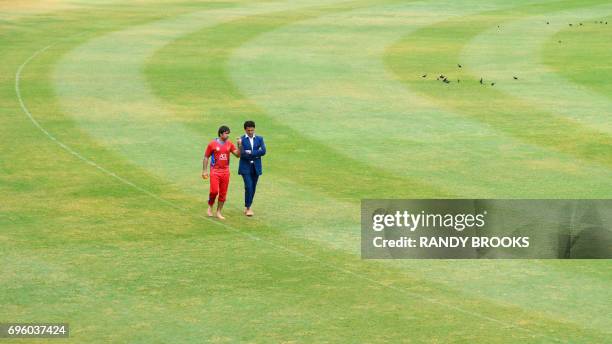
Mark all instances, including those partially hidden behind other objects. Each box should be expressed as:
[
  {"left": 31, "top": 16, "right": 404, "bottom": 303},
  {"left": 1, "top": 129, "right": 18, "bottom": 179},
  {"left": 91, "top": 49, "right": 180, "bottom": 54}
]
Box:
[
  {"left": 15, "top": 28, "right": 563, "bottom": 344},
  {"left": 16, "top": 44, "right": 189, "bottom": 215}
]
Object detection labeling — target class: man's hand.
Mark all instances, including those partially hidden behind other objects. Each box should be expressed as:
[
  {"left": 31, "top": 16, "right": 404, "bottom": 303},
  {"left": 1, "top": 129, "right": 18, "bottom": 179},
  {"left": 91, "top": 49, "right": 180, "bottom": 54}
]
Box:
[
  {"left": 236, "top": 137, "right": 242, "bottom": 147},
  {"left": 202, "top": 171, "right": 209, "bottom": 180}
]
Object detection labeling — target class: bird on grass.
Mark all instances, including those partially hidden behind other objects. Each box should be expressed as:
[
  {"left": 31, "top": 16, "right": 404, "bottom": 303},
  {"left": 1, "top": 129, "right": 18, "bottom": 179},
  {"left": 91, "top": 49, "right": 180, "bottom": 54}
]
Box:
[
  {"left": 513, "top": 76, "right": 518, "bottom": 80},
  {"left": 546, "top": 21, "right": 550, "bottom": 24},
  {"left": 457, "top": 64, "right": 462, "bottom": 68},
  {"left": 491, "top": 82, "right": 495, "bottom": 86},
  {"left": 422, "top": 74, "right": 427, "bottom": 78},
  {"left": 479, "top": 78, "right": 483, "bottom": 85}
]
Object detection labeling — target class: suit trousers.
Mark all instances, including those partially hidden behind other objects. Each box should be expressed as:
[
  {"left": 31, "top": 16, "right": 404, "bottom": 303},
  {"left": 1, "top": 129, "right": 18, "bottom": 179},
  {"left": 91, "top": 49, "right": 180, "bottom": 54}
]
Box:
[{"left": 242, "top": 164, "right": 259, "bottom": 208}]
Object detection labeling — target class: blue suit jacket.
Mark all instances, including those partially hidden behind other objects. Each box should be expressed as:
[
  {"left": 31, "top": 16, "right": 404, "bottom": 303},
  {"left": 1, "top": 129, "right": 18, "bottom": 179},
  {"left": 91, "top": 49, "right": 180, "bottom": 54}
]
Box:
[{"left": 238, "top": 135, "right": 266, "bottom": 175}]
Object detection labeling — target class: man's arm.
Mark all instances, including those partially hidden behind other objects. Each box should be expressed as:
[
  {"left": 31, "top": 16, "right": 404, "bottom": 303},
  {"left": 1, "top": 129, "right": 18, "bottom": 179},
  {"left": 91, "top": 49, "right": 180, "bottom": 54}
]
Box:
[
  {"left": 231, "top": 141, "right": 240, "bottom": 158},
  {"left": 251, "top": 137, "right": 266, "bottom": 158},
  {"left": 237, "top": 137, "right": 252, "bottom": 158},
  {"left": 202, "top": 156, "right": 209, "bottom": 179}
]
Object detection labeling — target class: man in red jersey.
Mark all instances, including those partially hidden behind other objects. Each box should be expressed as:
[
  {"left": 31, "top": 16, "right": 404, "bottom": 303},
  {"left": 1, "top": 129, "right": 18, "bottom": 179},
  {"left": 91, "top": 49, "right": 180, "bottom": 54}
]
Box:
[{"left": 202, "top": 125, "right": 240, "bottom": 220}]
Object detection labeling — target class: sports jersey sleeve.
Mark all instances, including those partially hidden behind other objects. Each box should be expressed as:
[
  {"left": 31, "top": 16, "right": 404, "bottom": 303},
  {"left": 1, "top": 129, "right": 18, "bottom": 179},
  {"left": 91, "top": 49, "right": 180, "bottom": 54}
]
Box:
[{"left": 204, "top": 142, "right": 214, "bottom": 158}]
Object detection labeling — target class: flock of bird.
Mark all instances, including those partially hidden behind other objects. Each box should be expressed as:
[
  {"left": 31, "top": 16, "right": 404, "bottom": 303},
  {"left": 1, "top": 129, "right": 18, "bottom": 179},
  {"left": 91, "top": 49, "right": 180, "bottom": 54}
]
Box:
[
  {"left": 420, "top": 66, "right": 514, "bottom": 87},
  {"left": 420, "top": 19, "right": 609, "bottom": 87}
]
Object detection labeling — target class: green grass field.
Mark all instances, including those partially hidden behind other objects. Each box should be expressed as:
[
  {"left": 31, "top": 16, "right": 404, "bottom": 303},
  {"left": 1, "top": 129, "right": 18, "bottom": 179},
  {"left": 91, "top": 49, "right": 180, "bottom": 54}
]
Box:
[{"left": 1, "top": 0, "right": 611, "bottom": 342}]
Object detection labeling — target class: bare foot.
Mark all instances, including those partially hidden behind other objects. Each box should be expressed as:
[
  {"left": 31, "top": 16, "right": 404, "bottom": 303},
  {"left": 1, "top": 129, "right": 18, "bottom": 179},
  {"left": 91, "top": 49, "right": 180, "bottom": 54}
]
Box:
[
  {"left": 246, "top": 209, "right": 254, "bottom": 217},
  {"left": 207, "top": 206, "right": 213, "bottom": 217},
  {"left": 216, "top": 212, "right": 225, "bottom": 220}
]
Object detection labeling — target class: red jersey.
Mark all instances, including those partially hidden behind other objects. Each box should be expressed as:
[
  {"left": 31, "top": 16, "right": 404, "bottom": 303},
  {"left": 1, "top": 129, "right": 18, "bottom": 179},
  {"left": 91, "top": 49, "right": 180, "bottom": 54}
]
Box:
[{"left": 205, "top": 139, "right": 236, "bottom": 172}]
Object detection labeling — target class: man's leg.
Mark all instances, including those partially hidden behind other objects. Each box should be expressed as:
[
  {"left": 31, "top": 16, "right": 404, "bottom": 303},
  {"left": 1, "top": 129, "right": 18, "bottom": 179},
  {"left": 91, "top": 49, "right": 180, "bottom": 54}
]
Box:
[
  {"left": 251, "top": 172, "right": 259, "bottom": 202},
  {"left": 216, "top": 173, "right": 230, "bottom": 219},
  {"left": 208, "top": 172, "right": 220, "bottom": 217},
  {"left": 216, "top": 201, "right": 225, "bottom": 219},
  {"left": 242, "top": 173, "right": 254, "bottom": 215},
  {"left": 245, "top": 171, "right": 258, "bottom": 216}
]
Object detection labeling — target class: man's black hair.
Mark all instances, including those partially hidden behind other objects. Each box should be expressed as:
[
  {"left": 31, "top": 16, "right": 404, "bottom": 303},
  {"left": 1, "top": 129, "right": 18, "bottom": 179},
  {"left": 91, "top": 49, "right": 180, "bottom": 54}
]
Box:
[
  {"left": 218, "top": 125, "right": 230, "bottom": 136},
  {"left": 243, "top": 120, "right": 256, "bottom": 129}
]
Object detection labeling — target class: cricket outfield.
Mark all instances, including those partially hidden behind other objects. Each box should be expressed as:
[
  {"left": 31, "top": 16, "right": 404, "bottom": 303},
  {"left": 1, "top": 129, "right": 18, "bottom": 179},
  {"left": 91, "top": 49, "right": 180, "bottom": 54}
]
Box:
[{"left": 1, "top": 0, "right": 611, "bottom": 342}]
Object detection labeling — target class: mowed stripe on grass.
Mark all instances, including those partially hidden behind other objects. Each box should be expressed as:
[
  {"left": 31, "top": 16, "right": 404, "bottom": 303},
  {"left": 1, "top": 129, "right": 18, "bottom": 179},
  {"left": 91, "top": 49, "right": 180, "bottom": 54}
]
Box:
[
  {"left": 149, "top": 0, "right": 610, "bottom": 337},
  {"left": 543, "top": 14, "right": 612, "bottom": 100},
  {"left": 195, "top": 0, "right": 609, "bottom": 334},
  {"left": 5, "top": 1, "right": 565, "bottom": 343},
  {"left": 10, "top": 2, "right": 592, "bottom": 340},
  {"left": 231, "top": 0, "right": 612, "bottom": 198},
  {"left": 461, "top": 3, "right": 612, "bottom": 135},
  {"left": 381, "top": 1, "right": 612, "bottom": 331},
  {"left": 385, "top": 0, "right": 612, "bottom": 176},
  {"left": 1, "top": 0, "right": 610, "bottom": 342}
]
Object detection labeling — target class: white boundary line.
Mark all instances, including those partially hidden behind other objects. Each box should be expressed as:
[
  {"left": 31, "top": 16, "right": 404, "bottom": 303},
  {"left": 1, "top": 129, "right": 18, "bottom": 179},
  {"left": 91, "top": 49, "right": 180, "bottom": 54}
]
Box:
[{"left": 15, "top": 40, "right": 563, "bottom": 343}]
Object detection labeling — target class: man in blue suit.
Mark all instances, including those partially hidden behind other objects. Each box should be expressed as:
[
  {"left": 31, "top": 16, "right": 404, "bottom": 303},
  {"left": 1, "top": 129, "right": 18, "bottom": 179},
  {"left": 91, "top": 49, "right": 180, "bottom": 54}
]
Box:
[{"left": 237, "top": 120, "right": 266, "bottom": 217}]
